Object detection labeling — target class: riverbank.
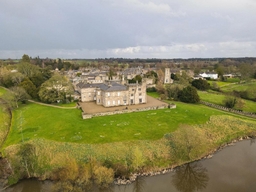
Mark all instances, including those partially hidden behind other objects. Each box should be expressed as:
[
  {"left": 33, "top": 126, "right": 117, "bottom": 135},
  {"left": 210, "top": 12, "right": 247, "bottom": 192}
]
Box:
[{"left": 114, "top": 135, "right": 255, "bottom": 185}]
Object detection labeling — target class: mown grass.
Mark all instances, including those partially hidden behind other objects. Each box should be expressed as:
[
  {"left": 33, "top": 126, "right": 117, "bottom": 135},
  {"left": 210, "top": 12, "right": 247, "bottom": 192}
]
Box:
[
  {"left": 198, "top": 91, "right": 256, "bottom": 113},
  {"left": 3, "top": 101, "right": 226, "bottom": 148}
]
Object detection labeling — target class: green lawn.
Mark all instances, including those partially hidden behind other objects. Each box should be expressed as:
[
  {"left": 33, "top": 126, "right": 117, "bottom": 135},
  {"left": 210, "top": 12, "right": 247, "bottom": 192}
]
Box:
[
  {"left": 198, "top": 91, "right": 226, "bottom": 105},
  {"left": 3, "top": 101, "right": 227, "bottom": 147}
]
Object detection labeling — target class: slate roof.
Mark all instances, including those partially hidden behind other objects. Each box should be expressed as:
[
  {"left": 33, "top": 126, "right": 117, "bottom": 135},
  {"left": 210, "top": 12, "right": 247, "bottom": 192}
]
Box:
[{"left": 76, "top": 82, "right": 127, "bottom": 92}]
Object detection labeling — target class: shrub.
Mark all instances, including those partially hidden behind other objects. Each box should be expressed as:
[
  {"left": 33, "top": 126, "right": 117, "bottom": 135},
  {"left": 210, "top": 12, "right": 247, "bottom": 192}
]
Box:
[
  {"left": 93, "top": 166, "right": 114, "bottom": 187},
  {"left": 178, "top": 86, "right": 200, "bottom": 103},
  {"left": 191, "top": 79, "right": 210, "bottom": 90},
  {"left": 223, "top": 96, "right": 236, "bottom": 108}
]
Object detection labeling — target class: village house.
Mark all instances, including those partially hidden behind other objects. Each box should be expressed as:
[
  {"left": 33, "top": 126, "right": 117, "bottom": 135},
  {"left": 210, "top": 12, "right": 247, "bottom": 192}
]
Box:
[{"left": 199, "top": 72, "right": 218, "bottom": 79}]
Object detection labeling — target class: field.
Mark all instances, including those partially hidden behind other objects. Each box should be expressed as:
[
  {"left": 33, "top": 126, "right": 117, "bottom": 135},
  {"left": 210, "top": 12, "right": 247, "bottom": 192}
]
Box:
[
  {"left": 198, "top": 91, "right": 256, "bottom": 113},
  {"left": 220, "top": 81, "right": 256, "bottom": 100},
  {"left": 2, "top": 100, "right": 228, "bottom": 148}
]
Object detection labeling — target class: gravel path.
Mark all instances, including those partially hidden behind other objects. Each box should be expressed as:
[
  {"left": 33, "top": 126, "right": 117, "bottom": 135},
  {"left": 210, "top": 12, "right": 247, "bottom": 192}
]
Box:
[{"left": 28, "top": 100, "right": 77, "bottom": 109}]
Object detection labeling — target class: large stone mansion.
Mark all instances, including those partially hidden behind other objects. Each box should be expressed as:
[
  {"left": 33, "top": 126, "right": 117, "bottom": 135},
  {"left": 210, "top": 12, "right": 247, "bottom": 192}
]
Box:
[{"left": 76, "top": 80, "right": 147, "bottom": 107}]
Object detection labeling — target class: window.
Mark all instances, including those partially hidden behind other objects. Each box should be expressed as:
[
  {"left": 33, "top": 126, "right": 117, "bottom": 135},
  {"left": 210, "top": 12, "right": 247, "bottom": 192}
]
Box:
[
  {"left": 113, "top": 100, "right": 115, "bottom": 105},
  {"left": 139, "top": 93, "right": 142, "bottom": 96},
  {"left": 107, "top": 101, "right": 110, "bottom": 106},
  {"left": 118, "top": 100, "right": 120, "bottom": 104},
  {"left": 131, "top": 94, "right": 133, "bottom": 97},
  {"left": 130, "top": 99, "right": 133, "bottom": 104},
  {"left": 132, "top": 89, "right": 134, "bottom": 91},
  {"left": 107, "top": 92, "right": 110, "bottom": 97},
  {"left": 139, "top": 98, "right": 142, "bottom": 103},
  {"left": 138, "top": 88, "right": 141, "bottom": 91},
  {"left": 98, "top": 91, "right": 100, "bottom": 96},
  {"left": 118, "top": 92, "right": 120, "bottom": 96}
]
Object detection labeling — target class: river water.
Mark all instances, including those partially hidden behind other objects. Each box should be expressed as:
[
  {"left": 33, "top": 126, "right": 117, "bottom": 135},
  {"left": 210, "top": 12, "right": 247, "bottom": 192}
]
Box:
[{"left": 2, "top": 139, "right": 256, "bottom": 192}]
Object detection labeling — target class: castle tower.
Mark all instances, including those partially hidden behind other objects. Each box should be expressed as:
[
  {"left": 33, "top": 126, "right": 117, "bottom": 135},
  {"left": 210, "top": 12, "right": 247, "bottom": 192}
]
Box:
[{"left": 164, "top": 68, "right": 171, "bottom": 84}]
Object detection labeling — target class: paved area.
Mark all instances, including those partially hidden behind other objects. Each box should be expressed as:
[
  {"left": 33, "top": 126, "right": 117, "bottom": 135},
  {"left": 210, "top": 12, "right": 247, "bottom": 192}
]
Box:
[{"left": 79, "top": 96, "right": 167, "bottom": 114}]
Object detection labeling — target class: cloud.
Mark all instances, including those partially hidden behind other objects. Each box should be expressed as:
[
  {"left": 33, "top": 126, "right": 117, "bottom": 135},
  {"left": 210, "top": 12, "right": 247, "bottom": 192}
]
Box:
[
  {"left": 109, "top": 0, "right": 186, "bottom": 17},
  {"left": 0, "top": 0, "right": 255, "bottom": 58}
]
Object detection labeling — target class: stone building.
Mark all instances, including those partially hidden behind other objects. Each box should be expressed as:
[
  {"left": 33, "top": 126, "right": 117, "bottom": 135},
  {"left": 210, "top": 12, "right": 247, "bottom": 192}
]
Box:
[
  {"left": 76, "top": 80, "right": 147, "bottom": 107},
  {"left": 164, "top": 68, "right": 173, "bottom": 84}
]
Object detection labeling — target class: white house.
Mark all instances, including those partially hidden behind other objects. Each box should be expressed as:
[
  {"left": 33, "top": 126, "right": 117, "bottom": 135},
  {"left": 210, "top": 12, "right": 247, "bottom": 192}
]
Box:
[{"left": 199, "top": 72, "right": 218, "bottom": 80}]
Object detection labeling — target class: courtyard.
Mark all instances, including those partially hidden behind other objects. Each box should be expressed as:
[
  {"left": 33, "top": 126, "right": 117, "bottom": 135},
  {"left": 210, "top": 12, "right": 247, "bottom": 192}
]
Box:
[{"left": 79, "top": 95, "right": 168, "bottom": 114}]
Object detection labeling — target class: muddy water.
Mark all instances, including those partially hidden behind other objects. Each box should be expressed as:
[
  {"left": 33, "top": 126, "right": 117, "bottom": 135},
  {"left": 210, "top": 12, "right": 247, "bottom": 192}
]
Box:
[{"left": 2, "top": 140, "right": 256, "bottom": 192}]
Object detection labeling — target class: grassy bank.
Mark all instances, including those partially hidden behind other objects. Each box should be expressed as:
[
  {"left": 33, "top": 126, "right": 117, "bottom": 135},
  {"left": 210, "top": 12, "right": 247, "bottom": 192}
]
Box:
[
  {"left": 198, "top": 91, "right": 256, "bottom": 113},
  {"left": 0, "top": 87, "right": 11, "bottom": 148},
  {"left": 3, "top": 115, "right": 256, "bottom": 187}
]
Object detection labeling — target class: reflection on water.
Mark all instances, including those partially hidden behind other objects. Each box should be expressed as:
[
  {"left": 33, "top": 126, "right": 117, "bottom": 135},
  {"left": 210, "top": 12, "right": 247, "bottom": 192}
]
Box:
[
  {"left": 5, "top": 179, "right": 43, "bottom": 192},
  {"left": 172, "top": 163, "right": 209, "bottom": 192},
  {"left": 133, "top": 176, "right": 145, "bottom": 192}
]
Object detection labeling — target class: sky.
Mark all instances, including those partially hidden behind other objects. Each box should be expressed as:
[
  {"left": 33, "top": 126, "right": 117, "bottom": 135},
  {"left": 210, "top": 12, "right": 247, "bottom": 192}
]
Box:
[{"left": 0, "top": 0, "right": 256, "bottom": 59}]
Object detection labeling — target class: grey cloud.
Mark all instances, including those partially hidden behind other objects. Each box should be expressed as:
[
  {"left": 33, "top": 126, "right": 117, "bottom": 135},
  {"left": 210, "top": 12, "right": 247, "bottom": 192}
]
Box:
[{"left": 0, "top": 0, "right": 255, "bottom": 58}]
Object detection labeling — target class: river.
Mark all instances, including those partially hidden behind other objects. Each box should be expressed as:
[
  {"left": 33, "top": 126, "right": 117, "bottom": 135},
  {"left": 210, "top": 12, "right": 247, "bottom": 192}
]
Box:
[{"left": 2, "top": 139, "right": 256, "bottom": 192}]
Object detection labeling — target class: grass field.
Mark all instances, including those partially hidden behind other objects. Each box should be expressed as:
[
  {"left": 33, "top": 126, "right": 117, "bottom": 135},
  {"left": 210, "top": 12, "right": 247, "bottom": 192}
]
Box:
[
  {"left": 198, "top": 91, "right": 256, "bottom": 113},
  {"left": 221, "top": 81, "right": 256, "bottom": 91},
  {"left": 3, "top": 101, "right": 227, "bottom": 147},
  {"left": 207, "top": 80, "right": 232, "bottom": 87}
]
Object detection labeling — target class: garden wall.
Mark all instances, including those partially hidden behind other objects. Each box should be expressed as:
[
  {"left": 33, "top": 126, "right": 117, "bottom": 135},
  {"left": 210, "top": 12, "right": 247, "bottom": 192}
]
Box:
[{"left": 200, "top": 101, "right": 256, "bottom": 118}]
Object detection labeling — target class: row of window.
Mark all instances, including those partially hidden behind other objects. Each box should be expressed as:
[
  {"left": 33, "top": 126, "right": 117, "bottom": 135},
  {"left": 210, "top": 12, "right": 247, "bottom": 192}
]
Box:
[{"left": 130, "top": 93, "right": 142, "bottom": 97}]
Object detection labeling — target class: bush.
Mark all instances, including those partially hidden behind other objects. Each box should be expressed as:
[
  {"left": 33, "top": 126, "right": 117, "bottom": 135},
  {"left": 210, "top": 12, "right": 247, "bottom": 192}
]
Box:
[
  {"left": 223, "top": 96, "right": 236, "bottom": 108},
  {"left": 93, "top": 166, "right": 114, "bottom": 187},
  {"left": 146, "top": 87, "right": 157, "bottom": 92},
  {"left": 178, "top": 86, "right": 200, "bottom": 103},
  {"left": 191, "top": 79, "right": 210, "bottom": 91}
]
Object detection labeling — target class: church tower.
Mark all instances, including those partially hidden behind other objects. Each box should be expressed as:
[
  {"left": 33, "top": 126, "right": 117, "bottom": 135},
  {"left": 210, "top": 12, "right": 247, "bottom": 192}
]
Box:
[{"left": 164, "top": 68, "right": 171, "bottom": 84}]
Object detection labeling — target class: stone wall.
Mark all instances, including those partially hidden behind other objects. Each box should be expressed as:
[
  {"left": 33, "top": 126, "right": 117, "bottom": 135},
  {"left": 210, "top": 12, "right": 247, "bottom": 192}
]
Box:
[
  {"left": 200, "top": 101, "right": 256, "bottom": 118},
  {"left": 82, "top": 104, "right": 176, "bottom": 119}
]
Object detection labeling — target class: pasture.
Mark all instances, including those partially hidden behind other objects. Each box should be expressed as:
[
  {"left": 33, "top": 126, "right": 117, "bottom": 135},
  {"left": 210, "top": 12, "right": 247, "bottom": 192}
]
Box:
[{"left": 198, "top": 91, "right": 256, "bottom": 113}]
